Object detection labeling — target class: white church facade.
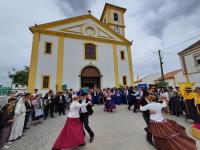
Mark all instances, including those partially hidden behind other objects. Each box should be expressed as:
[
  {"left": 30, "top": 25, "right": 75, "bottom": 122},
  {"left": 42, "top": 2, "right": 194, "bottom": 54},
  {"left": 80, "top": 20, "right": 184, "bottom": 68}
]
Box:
[{"left": 28, "top": 3, "right": 134, "bottom": 93}]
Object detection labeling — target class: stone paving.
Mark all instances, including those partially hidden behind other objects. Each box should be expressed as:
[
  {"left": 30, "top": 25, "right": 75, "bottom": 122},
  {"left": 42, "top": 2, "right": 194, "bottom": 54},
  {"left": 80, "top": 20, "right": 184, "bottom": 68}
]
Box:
[{"left": 8, "top": 105, "right": 200, "bottom": 150}]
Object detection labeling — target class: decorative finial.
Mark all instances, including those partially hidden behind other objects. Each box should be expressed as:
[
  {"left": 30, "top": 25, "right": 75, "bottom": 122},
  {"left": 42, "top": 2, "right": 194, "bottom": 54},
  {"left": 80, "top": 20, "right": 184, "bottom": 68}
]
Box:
[{"left": 88, "top": 10, "right": 91, "bottom": 14}]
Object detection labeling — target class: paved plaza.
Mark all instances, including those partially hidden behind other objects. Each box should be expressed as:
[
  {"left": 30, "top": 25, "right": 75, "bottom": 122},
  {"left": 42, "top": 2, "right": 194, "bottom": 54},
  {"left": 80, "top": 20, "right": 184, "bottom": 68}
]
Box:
[{"left": 8, "top": 105, "right": 200, "bottom": 150}]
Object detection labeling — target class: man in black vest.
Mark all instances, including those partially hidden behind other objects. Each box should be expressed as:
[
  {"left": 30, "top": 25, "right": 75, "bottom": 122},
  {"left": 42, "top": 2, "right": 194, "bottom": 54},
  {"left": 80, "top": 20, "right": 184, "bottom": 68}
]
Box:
[
  {"left": 79, "top": 92, "right": 94, "bottom": 143},
  {"left": 55, "top": 92, "right": 66, "bottom": 116},
  {"left": 43, "top": 90, "right": 55, "bottom": 119}
]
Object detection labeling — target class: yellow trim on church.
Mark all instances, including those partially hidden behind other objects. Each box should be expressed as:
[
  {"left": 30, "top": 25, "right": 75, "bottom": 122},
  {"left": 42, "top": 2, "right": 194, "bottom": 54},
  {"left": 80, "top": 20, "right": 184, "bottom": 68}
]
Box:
[
  {"left": 28, "top": 32, "right": 40, "bottom": 93},
  {"left": 112, "top": 44, "right": 120, "bottom": 87},
  {"left": 30, "top": 14, "right": 131, "bottom": 46},
  {"left": 33, "top": 28, "right": 130, "bottom": 46},
  {"left": 56, "top": 36, "right": 64, "bottom": 91},
  {"left": 127, "top": 46, "right": 135, "bottom": 85}
]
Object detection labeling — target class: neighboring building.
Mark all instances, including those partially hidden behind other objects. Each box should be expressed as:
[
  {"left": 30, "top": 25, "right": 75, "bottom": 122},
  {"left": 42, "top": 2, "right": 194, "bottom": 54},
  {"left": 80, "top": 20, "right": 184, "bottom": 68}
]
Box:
[
  {"left": 178, "top": 40, "right": 200, "bottom": 87},
  {"left": 155, "top": 69, "right": 186, "bottom": 87},
  {"left": 28, "top": 3, "right": 134, "bottom": 94},
  {"left": 135, "top": 73, "right": 160, "bottom": 85},
  {"left": 11, "top": 83, "right": 27, "bottom": 93},
  {"left": 0, "top": 85, "right": 11, "bottom": 96}
]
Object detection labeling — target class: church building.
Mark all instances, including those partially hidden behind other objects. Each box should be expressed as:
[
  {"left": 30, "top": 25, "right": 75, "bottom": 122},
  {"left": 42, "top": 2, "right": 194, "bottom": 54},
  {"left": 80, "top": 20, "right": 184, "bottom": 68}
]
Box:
[{"left": 28, "top": 3, "right": 134, "bottom": 93}]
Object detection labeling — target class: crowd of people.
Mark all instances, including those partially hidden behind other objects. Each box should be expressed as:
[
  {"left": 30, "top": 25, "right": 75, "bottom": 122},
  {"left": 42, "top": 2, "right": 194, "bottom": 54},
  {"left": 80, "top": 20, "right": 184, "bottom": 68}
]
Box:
[
  {"left": 0, "top": 85, "right": 200, "bottom": 149},
  {"left": 0, "top": 89, "right": 73, "bottom": 149}
]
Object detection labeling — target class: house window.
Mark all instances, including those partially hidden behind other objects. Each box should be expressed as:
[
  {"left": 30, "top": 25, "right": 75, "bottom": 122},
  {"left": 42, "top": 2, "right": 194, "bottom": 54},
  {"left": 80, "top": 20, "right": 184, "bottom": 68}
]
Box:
[
  {"left": 114, "top": 13, "right": 119, "bottom": 21},
  {"left": 120, "top": 51, "right": 125, "bottom": 60},
  {"left": 195, "top": 55, "right": 200, "bottom": 66},
  {"left": 45, "top": 42, "right": 52, "bottom": 54},
  {"left": 197, "top": 59, "right": 200, "bottom": 66},
  {"left": 85, "top": 43, "right": 96, "bottom": 60},
  {"left": 42, "top": 75, "right": 50, "bottom": 89},
  {"left": 122, "top": 76, "right": 127, "bottom": 85}
]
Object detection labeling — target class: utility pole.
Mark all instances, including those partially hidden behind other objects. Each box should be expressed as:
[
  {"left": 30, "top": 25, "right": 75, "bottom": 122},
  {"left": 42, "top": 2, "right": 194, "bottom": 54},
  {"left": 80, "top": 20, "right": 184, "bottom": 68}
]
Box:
[{"left": 158, "top": 50, "right": 165, "bottom": 86}]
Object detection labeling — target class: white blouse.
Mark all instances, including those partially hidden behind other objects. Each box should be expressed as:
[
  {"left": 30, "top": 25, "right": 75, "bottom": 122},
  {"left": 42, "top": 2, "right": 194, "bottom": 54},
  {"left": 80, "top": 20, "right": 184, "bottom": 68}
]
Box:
[
  {"left": 140, "top": 101, "right": 167, "bottom": 122},
  {"left": 68, "top": 101, "right": 88, "bottom": 118}
]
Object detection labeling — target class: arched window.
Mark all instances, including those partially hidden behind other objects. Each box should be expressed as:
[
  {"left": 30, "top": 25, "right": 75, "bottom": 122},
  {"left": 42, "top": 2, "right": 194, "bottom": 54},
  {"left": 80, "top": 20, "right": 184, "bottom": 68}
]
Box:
[{"left": 85, "top": 43, "right": 96, "bottom": 60}]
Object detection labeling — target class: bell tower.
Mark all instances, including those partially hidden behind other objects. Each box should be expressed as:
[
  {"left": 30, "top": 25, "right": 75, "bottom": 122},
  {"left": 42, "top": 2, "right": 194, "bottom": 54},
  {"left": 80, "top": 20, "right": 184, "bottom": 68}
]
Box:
[{"left": 100, "top": 3, "right": 126, "bottom": 37}]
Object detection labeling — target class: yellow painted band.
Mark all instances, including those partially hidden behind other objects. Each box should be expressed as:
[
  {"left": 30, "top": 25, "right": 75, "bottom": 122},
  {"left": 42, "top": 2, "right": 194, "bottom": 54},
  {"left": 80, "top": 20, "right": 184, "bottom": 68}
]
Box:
[
  {"left": 28, "top": 32, "right": 40, "bottom": 93},
  {"left": 112, "top": 44, "right": 120, "bottom": 87},
  {"left": 56, "top": 36, "right": 64, "bottom": 91},
  {"left": 127, "top": 46, "right": 134, "bottom": 85},
  {"left": 32, "top": 28, "right": 130, "bottom": 46}
]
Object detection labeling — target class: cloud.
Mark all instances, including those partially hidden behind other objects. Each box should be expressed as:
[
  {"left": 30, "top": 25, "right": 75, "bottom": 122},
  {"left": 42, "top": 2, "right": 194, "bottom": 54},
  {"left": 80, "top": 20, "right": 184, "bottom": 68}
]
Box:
[
  {"left": 133, "top": 0, "right": 200, "bottom": 39},
  {"left": 55, "top": 0, "right": 95, "bottom": 17}
]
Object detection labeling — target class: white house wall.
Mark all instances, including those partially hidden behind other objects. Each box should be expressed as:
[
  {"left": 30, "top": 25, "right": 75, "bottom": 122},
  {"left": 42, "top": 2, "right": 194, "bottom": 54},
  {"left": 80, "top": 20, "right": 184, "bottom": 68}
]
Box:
[
  {"left": 35, "top": 34, "right": 58, "bottom": 94},
  {"left": 62, "top": 38, "right": 115, "bottom": 90},
  {"left": 185, "top": 54, "right": 197, "bottom": 73},
  {"left": 116, "top": 45, "right": 130, "bottom": 86},
  {"left": 183, "top": 53, "right": 200, "bottom": 87}
]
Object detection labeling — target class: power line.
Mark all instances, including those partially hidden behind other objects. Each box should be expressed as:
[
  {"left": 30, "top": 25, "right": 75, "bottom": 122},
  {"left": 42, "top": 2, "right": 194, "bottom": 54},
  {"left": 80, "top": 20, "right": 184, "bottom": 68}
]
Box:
[{"left": 161, "top": 33, "right": 200, "bottom": 51}]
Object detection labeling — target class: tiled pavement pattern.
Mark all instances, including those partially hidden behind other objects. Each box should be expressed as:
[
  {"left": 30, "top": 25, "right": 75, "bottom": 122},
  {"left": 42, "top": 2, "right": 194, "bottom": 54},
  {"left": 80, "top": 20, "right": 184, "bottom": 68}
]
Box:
[{"left": 8, "top": 105, "right": 200, "bottom": 150}]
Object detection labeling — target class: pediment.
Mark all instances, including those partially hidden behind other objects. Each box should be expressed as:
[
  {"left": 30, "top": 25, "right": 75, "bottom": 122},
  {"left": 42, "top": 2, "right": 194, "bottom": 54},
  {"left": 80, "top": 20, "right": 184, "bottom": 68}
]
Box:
[{"left": 30, "top": 14, "right": 131, "bottom": 45}]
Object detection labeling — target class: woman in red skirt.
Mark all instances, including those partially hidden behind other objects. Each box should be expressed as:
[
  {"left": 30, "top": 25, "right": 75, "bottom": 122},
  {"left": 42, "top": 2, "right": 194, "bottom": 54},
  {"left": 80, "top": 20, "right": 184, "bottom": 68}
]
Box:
[
  {"left": 52, "top": 94, "right": 91, "bottom": 150},
  {"left": 140, "top": 94, "right": 197, "bottom": 150}
]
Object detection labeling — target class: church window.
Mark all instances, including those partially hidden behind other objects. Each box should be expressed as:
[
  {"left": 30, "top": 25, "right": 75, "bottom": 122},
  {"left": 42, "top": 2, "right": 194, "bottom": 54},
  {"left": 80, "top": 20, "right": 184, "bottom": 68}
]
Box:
[
  {"left": 114, "top": 13, "right": 119, "bottom": 21},
  {"left": 45, "top": 42, "right": 52, "bottom": 54},
  {"left": 120, "top": 51, "right": 125, "bottom": 60},
  {"left": 122, "top": 76, "right": 127, "bottom": 85},
  {"left": 85, "top": 43, "right": 96, "bottom": 60},
  {"left": 42, "top": 75, "right": 50, "bottom": 89}
]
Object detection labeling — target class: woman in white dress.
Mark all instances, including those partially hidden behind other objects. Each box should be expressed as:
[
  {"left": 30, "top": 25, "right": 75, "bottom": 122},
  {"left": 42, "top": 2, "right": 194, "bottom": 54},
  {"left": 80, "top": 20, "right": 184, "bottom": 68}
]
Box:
[
  {"left": 52, "top": 94, "right": 91, "bottom": 150},
  {"left": 9, "top": 96, "right": 26, "bottom": 141},
  {"left": 140, "top": 94, "right": 197, "bottom": 150}
]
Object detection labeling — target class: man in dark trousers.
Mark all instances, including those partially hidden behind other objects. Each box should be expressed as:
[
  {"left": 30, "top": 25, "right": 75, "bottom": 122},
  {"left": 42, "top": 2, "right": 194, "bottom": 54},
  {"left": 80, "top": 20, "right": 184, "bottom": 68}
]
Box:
[
  {"left": 55, "top": 92, "right": 66, "bottom": 116},
  {"left": 43, "top": 90, "right": 55, "bottom": 119},
  {"left": 79, "top": 91, "right": 94, "bottom": 143},
  {"left": 140, "top": 90, "right": 153, "bottom": 145},
  {"left": 23, "top": 93, "right": 32, "bottom": 130},
  {"left": 127, "top": 86, "right": 136, "bottom": 112}
]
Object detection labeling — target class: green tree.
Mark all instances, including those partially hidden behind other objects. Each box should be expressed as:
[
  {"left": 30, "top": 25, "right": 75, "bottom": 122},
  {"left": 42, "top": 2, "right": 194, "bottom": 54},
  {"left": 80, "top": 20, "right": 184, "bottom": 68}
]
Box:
[
  {"left": 155, "top": 81, "right": 169, "bottom": 88},
  {"left": 8, "top": 66, "right": 29, "bottom": 86}
]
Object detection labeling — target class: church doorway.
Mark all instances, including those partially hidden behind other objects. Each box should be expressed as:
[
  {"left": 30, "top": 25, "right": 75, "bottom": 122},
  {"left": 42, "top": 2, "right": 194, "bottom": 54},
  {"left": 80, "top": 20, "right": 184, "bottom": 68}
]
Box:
[{"left": 80, "top": 66, "right": 101, "bottom": 89}]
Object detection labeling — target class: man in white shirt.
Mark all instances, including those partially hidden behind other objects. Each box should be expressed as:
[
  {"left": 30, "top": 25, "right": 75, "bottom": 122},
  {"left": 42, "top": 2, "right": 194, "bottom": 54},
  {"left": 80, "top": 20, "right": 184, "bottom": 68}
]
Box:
[{"left": 79, "top": 92, "right": 94, "bottom": 143}]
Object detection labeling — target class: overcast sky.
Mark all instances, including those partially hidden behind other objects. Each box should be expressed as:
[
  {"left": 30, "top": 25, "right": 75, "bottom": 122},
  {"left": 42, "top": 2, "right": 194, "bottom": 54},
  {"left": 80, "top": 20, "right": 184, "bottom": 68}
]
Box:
[{"left": 0, "top": 0, "right": 200, "bottom": 85}]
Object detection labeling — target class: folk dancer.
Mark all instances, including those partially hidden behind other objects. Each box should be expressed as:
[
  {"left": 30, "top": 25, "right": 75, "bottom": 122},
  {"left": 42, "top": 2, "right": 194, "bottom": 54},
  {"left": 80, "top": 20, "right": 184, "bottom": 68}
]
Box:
[
  {"left": 52, "top": 94, "right": 91, "bottom": 150},
  {"left": 104, "top": 89, "right": 116, "bottom": 112},
  {"left": 140, "top": 94, "right": 197, "bottom": 150},
  {"left": 0, "top": 97, "right": 15, "bottom": 149},
  {"left": 183, "top": 87, "right": 200, "bottom": 123},
  {"left": 9, "top": 94, "right": 26, "bottom": 141},
  {"left": 43, "top": 90, "right": 55, "bottom": 119},
  {"left": 79, "top": 92, "right": 94, "bottom": 143}
]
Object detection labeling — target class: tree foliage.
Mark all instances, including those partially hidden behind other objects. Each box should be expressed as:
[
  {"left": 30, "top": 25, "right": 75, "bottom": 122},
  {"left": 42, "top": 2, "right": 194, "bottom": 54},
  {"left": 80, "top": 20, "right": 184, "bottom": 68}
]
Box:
[
  {"left": 8, "top": 66, "right": 29, "bottom": 86},
  {"left": 155, "top": 81, "right": 169, "bottom": 88}
]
